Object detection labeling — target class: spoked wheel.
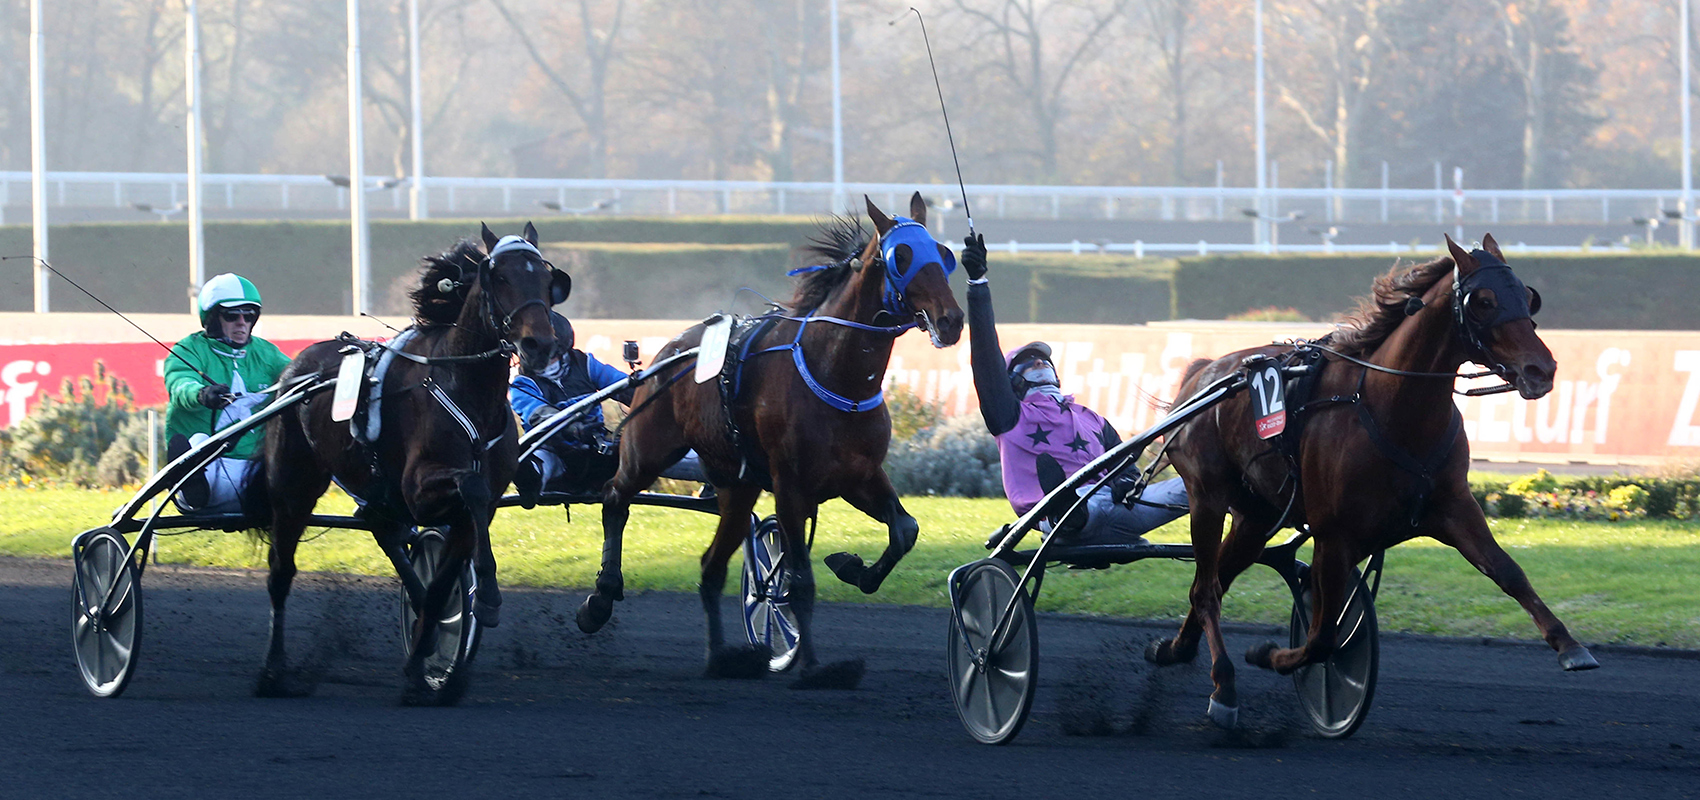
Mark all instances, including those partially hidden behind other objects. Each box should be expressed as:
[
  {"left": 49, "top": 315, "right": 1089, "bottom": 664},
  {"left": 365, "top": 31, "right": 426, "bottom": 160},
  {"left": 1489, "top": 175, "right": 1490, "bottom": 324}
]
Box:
[
  {"left": 947, "top": 559, "right": 1038, "bottom": 745},
  {"left": 740, "top": 515, "right": 799, "bottom": 672},
  {"left": 1289, "top": 565, "right": 1379, "bottom": 739},
  {"left": 71, "top": 528, "right": 143, "bottom": 698},
  {"left": 400, "top": 528, "right": 479, "bottom": 688}
]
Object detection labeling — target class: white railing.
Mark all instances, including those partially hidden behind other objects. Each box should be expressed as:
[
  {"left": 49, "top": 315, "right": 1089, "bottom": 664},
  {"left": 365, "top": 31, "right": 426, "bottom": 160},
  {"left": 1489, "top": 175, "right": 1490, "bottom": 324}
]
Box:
[
  {"left": 986, "top": 240, "right": 1609, "bottom": 257},
  {"left": 0, "top": 170, "right": 1691, "bottom": 227}
]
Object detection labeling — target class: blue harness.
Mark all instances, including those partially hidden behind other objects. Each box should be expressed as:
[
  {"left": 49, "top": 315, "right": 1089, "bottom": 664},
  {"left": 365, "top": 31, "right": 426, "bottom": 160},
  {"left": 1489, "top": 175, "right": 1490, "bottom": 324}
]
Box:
[{"left": 749, "top": 218, "right": 955, "bottom": 413}]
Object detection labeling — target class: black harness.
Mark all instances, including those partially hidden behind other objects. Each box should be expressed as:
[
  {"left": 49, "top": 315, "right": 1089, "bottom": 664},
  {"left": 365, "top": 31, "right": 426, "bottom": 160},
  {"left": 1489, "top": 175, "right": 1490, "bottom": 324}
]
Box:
[{"left": 1257, "top": 250, "right": 1540, "bottom": 529}]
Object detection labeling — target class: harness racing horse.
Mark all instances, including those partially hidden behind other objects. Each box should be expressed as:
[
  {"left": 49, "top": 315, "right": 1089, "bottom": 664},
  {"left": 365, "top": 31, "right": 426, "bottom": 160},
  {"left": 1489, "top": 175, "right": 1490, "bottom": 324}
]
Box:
[
  {"left": 1152, "top": 233, "right": 1597, "bottom": 728},
  {"left": 580, "top": 193, "right": 964, "bottom": 687},
  {"left": 261, "top": 222, "right": 567, "bottom": 704}
]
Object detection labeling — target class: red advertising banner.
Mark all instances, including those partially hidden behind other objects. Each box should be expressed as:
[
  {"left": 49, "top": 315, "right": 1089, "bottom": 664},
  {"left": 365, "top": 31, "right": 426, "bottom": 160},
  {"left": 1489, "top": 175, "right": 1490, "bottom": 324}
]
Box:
[{"left": 1, "top": 317, "right": 1696, "bottom": 466}]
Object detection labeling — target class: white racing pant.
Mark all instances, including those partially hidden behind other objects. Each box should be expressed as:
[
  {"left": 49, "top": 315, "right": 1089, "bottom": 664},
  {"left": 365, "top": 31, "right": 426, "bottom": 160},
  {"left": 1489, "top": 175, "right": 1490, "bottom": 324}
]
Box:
[{"left": 187, "top": 433, "right": 260, "bottom": 514}]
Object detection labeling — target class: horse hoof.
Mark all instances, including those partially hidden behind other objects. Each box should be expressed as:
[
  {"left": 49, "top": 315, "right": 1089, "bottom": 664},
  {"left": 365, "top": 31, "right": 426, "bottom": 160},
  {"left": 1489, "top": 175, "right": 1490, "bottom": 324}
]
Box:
[
  {"left": 791, "top": 658, "right": 866, "bottom": 690},
  {"left": 856, "top": 570, "right": 886, "bottom": 595},
  {"left": 576, "top": 593, "right": 613, "bottom": 634},
  {"left": 254, "top": 668, "right": 315, "bottom": 698},
  {"left": 474, "top": 599, "right": 501, "bottom": 629},
  {"left": 1206, "top": 697, "right": 1239, "bottom": 729},
  {"left": 705, "top": 645, "right": 772, "bottom": 679},
  {"left": 1559, "top": 645, "right": 1600, "bottom": 672},
  {"left": 1144, "top": 637, "right": 1195, "bottom": 666},
  {"left": 824, "top": 552, "right": 866, "bottom": 587},
  {"left": 1244, "top": 641, "right": 1280, "bottom": 670}
]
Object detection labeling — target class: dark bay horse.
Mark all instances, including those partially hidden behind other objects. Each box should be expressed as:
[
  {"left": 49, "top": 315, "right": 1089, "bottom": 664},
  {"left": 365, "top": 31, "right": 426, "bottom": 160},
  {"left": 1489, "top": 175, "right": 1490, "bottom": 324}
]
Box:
[
  {"left": 580, "top": 193, "right": 964, "bottom": 687},
  {"left": 261, "top": 222, "right": 567, "bottom": 704},
  {"left": 1152, "top": 233, "right": 1596, "bottom": 727}
]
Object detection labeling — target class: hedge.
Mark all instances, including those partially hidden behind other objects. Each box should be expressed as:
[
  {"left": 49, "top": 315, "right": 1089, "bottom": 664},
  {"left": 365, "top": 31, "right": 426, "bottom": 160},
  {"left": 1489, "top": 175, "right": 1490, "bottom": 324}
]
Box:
[
  {"left": 1172, "top": 252, "right": 1700, "bottom": 329},
  {"left": 0, "top": 216, "right": 821, "bottom": 315}
]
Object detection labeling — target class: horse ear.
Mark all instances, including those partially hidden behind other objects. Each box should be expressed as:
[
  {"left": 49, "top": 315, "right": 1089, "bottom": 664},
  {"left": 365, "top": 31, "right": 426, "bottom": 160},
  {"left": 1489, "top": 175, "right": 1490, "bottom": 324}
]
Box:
[
  {"left": 1481, "top": 233, "right": 1504, "bottom": 261},
  {"left": 909, "top": 191, "right": 928, "bottom": 225},
  {"left": 523, "top": 221, "right": 539, "bottom": 246},
  {"left": 866, "top": 195, "right": 895, "bottom": 235},
  {"left": 550, "top": 269, "right": 571, "bottom": 305},
  {"left": 480, "top": 222, "right": 500, "bottom": 253},
  {"left": 1444, "top": 233, "right": 1475, "bottom": 272}
]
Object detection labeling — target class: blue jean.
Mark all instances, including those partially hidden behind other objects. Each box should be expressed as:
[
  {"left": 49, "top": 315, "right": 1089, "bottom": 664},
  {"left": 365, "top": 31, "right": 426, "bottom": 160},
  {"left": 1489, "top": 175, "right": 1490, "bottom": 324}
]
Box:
[{"left": 1073, "top": 476, "right": 1189, "bottom": 543}]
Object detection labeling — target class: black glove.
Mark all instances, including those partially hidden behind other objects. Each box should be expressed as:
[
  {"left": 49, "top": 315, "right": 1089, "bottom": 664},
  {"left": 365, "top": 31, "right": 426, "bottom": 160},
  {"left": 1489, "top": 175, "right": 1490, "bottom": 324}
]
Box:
[
  {"left": 197, "top": 383, "right": 232, "bottom": 410},
  {"left": 961, "top": 233, "right": 988, "bottom": 281},
  {"left": 527, "top": 405, "right": 560, "bottom": 428},
  {"left": 1109, "top": 472, "right": 1144, "bottom": 508}
]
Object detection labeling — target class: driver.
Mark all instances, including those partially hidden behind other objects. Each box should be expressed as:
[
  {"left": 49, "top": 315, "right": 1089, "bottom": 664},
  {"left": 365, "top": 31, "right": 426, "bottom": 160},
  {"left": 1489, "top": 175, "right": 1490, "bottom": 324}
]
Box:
[
  {"left": 961, "top": 235, "right": 1188, "bottom": 545},
  {"left": 510, "top": 312, "right": 706, "bottom": 498},
  {"left": 164, "top": 273, "right": 291, "bottom": 513}
]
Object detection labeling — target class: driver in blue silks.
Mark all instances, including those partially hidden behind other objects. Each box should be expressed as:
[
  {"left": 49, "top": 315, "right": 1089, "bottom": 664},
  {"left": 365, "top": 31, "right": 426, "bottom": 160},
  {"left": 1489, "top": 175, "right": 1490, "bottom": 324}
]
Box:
[{"left": 510, "top": 312, "right": 705, "bottom": 497}]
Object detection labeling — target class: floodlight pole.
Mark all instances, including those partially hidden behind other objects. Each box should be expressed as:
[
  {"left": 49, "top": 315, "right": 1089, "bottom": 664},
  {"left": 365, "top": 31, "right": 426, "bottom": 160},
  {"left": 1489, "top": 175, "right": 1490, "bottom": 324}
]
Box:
[
  {"left": 408, "top": 0, "right": 427, "bottom": 220},
  {"left": 1682, "top": 0, "right": 1693, "bottom": 249},
  {"left": 1253, "top": 0, "right": 1268, "bottom": 250},
  {"left": 29, "top": 0, "right": 48, "bottom": 311},
  {"left": 186, "top": 0, "right": 207, "bottom": 311},
  {"left": 347, "top": 0, "right": 371, "bottom": 314},
  {"left": 830, "top": 0, "right": 845, "bottom": 215}
]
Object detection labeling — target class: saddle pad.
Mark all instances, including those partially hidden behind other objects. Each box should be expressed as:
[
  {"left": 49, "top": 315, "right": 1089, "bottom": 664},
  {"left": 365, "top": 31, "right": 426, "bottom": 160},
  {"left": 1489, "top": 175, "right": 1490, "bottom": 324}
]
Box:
[
  {"left": 361, "top": 328, "right": 419, "bottom": 444},
  {"left": 695, "top": 313, "right": 733, "bottom": 384},
  {"left": 330, "top": 348, "right": 366, "bottom": 422}
]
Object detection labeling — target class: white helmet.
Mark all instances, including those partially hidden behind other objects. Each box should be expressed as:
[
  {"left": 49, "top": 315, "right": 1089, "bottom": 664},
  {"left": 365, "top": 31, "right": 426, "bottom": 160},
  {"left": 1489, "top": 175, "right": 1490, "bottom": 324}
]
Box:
[{"left": 197, "top": 273, "right": 263, "bottom": 325}]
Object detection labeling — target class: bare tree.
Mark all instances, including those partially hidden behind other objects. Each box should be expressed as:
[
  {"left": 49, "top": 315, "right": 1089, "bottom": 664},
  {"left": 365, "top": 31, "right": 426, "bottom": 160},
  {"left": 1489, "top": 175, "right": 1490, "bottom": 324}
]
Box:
[
  {"left": 951, "top": 0, "right": 1131, "bottom": 182},
  {"left": 1272, "top": 0, "right": 1383, "bottom": 193},
  {"left": 490, "top": 0, "right": 624, "bottom": 179},
  {"left": 1137, "top": 0, "right": 1194, "bottom": 182}
]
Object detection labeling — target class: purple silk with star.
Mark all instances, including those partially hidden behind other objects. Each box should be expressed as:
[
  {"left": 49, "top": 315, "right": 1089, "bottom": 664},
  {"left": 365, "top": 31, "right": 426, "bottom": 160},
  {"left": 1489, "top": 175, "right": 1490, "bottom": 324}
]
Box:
[{"left": 996, "top": 392, "right": 1111, "bottom": 515}]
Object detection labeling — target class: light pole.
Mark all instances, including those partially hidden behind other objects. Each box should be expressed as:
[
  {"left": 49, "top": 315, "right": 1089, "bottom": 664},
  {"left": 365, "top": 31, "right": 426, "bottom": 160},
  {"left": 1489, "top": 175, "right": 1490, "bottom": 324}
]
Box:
[
  {"left": 186, "top": 0, "right": 206, "bottom": 312},
  {"left": 1253, "top": 0, "right": 1268, "bottom": 249},
  {"left": 408, "top": 0, "right": 426, "bottom": 220},
  {"left": 29, "top": 0, "right": 47, "bottom": 311},
  {"left": 830, "top": 0, "right": 844, "bottom": 215},
  {"left": 347, "top": 0, "right": 371, "bottom": 314},
  {"left": 1682, "top": 0, "right": 1693, "bottom": 249}
]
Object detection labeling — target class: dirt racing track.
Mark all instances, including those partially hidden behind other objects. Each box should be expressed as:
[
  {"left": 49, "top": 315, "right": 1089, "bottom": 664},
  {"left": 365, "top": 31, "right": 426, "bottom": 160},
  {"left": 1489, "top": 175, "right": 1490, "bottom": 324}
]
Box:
[{"left": 3, "top": 555, "right": 1697, "bottom": 798}]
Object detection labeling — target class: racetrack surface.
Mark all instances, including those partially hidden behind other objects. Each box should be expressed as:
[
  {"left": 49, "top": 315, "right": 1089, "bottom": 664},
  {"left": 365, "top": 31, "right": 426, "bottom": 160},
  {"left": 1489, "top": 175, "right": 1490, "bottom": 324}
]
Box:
[{"left": 4, "top": 556, "right": 1696, "bottom": 799}]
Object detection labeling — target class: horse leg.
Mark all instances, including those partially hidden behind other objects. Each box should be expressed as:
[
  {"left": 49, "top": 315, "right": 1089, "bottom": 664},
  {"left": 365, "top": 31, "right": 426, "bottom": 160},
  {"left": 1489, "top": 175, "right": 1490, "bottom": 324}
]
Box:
[
  {"left": 1145, "top": 495, "right": 1233, "bottom": 668},
  {"left": 580, "top": 452, "right": 665, "bottom": 634},
  {"left": 701, "top": 484, "right": 769, "bottom": 678},
  {"left": 402, "top": 527, "right": 475, "bottom": 705},
  {"left": 1261, "top": 532, "right": 1352, "bottom": 675},
  {"left": 772, "top": 486, "right": 862, "bottom": 690},
  {"left": 373, "top": 518, "right": 426, "bottom": 611},
  {"left": 255, "top": 473, "right": 329, "bottom": 697},
  {"left": 458, "top": 471, "right": 501, "bottom": 628},
  {"left": 1430, "top": 492, "right": 1598, "bottom": 671},
  {"left": 826, "top": 472, "right": 917, "bottom": 594}
]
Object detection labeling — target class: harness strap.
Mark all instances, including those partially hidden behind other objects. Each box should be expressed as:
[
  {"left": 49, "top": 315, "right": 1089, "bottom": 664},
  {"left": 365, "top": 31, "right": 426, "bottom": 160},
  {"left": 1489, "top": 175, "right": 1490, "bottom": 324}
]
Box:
[
  {"left": 1350, "top": 368, "right": 1462, "bottom": 526},
  {"left": 424, "top": 376, "right": 502, "bottom": 458}
]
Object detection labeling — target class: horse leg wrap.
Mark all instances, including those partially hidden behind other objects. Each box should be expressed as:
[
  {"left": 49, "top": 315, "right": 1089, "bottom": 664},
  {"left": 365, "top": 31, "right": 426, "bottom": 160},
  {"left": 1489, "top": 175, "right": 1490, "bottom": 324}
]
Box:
[{"left": 1206, "top": 697, "right": 1239, "bottom": 729}]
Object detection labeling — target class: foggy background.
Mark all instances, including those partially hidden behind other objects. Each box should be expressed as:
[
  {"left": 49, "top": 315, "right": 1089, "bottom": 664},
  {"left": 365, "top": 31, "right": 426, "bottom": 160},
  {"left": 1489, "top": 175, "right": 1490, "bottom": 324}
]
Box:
[{"left": 0, "top": 0, "right": 1690, "bottom": 194}]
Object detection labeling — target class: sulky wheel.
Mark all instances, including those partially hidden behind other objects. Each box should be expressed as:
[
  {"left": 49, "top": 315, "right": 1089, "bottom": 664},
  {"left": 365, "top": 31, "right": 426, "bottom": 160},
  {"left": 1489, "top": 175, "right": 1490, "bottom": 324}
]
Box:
[
  {"left": 1289, "top": 566, "right": 1379, "bottom": 739},
  {"left": 71, "top": 528, "right": 144, "bottom": 698},
  {"left": 399, "top": 528, "right": 479, "bottom": 687},
  {"left": 947, "top": 558, "right": 1038, "bottom": 745},
  {"left": 740, "top": 515, "right": 800, "bottom": 672}
]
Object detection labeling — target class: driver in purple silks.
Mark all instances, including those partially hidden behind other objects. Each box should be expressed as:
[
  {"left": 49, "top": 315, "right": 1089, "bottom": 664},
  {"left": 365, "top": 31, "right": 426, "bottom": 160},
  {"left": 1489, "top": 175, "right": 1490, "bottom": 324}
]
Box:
[{"left": 961, "top": 234, "right": 1189, "bottom": 545}]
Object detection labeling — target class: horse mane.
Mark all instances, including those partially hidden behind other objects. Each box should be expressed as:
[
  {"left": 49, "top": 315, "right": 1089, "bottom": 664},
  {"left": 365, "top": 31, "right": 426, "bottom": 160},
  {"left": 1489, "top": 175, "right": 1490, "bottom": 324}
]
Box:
[
  {"left": 409, "top": 239, "right": 483, "bottom": 326},
  {"left": 1329, "top": 256, "right": 1455, "bottom": 356},
  {"left": 788, "top": 215, "right": 872, "bottom": 312}
]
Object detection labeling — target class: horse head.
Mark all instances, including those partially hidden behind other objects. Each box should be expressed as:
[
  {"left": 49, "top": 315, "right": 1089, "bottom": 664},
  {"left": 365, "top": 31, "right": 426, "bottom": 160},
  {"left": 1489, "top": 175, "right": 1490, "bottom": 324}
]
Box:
[
  {"left": 1445, "top": 233, "right": 1554, "bottom": 400},
  {"left": 864, "top": 193, "right": 965, "bottom": 348},
  {"left": 477, "top": 221, "right": 569, "bottom": 372}
]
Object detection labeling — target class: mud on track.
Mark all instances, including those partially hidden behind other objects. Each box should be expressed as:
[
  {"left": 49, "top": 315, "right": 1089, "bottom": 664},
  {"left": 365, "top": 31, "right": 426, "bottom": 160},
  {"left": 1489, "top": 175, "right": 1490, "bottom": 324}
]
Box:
[{"left": 3, "top": 555, "right": 1697, "bottom": 799}]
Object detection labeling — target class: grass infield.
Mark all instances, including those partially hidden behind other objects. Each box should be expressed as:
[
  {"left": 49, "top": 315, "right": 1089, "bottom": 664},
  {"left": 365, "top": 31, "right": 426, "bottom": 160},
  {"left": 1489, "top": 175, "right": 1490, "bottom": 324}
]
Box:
[{"left": 3, "top": 487, "right": 1697, "bottom": 649}]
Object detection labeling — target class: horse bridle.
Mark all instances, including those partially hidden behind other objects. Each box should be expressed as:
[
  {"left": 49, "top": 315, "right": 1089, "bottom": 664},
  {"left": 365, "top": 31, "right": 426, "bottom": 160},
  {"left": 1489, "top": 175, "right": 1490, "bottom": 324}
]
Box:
[
  {"left": 1450, "top": 249, "right": 1541, "bottom": 384},
  {"left": 875, "top": 218, "right": 956, "bottom": 325}
]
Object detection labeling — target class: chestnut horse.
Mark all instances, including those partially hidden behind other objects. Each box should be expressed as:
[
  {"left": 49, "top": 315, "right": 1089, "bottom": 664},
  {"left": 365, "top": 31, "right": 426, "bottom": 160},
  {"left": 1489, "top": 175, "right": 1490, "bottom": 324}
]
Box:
[
  {"left": 579, "top": 194, "right": 965, "bottom": 687},
  {"left": 1152, "top": 234, "right": 1597, "bottom": 727},
  {"left": 261, "top": 223, "right": 566, "bottom": 704}
]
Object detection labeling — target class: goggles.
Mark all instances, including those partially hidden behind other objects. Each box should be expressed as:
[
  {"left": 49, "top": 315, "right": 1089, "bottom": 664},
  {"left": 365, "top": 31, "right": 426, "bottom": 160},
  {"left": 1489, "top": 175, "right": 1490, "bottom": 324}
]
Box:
[{"left": 219, "top": 307, "right": 259, "bottom": 323}]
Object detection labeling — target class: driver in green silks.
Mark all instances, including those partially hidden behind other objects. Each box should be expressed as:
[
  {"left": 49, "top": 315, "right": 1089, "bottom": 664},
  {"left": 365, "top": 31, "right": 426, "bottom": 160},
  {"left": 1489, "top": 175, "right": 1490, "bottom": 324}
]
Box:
[{"left": 163, "top": 273, "right": 291, "bottom": 513}]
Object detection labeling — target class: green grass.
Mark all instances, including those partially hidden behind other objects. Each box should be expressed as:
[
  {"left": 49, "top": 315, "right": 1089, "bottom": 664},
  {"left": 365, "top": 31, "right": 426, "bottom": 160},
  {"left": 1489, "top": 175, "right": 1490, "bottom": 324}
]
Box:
[{"left": 4, "top": 487, "right": 1698, "bottom": 648}]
